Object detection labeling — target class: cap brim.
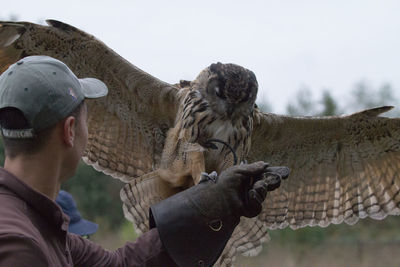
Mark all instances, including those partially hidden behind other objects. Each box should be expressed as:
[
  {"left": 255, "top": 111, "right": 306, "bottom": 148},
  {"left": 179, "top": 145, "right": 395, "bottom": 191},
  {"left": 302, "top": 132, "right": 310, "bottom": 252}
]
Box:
[
  {"left": 69, "top": 218, "right": 99, "bottom": 236},
  {"left": 79, "top": 78, "right": 108, "bottom": 98}
]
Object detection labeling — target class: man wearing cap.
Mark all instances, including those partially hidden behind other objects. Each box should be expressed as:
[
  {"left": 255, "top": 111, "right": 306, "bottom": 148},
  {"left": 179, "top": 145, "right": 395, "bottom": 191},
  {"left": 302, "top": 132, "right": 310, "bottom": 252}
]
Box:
[{"left": 0, "top": 55, "right": 287, "bottom": 266}]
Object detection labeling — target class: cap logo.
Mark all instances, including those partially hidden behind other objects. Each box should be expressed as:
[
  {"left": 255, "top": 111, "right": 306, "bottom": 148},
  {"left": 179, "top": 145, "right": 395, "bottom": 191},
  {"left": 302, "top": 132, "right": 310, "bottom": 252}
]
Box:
[
  {"left": 1, "top": 128, "right": 35, "bottom": 138},
  {"left": 68, "top": 87, "right": 77, "bottom": 100}
]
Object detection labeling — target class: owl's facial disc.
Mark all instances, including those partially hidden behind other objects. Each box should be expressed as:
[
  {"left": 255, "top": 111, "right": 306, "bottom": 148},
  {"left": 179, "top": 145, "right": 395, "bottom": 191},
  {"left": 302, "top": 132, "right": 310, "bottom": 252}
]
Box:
[
  {"left": 207, "top": 62, "right": 258, "bottom": 117},
  {"left": 207, "top": 76, "right": 226, "bottom": 99}
]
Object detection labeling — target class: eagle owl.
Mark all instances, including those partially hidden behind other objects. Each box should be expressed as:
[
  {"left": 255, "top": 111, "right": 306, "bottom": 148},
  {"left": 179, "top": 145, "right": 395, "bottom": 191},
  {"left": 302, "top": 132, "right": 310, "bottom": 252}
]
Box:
[
  {"left": 1, "top": 20, "right": 400, "bottom": 266},
  {"left": 154, "top": 62, "right": 257, "bottom": 189}
]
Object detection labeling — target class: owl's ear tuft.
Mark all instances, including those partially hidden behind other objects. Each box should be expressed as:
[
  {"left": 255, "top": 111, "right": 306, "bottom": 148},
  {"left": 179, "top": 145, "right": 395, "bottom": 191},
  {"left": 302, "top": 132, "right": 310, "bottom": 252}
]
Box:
[
  {"left": 179, "top": 80, "right": 191, "bottom": 88},
  {"left": 210, "top": 62, "right": 223, "bottom": 73}
]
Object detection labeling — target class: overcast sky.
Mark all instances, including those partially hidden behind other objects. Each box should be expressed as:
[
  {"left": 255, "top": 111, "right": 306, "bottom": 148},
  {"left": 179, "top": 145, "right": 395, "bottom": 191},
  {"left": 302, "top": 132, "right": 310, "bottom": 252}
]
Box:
[{"left": 2, "top": 0, "right": 399, "bottom": 113}]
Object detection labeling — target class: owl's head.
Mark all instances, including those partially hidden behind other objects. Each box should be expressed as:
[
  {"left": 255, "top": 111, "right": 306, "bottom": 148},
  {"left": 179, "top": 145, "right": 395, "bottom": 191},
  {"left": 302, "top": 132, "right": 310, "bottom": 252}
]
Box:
[{"left": 192, "top": 62, "right": 258, "bottom": 119}]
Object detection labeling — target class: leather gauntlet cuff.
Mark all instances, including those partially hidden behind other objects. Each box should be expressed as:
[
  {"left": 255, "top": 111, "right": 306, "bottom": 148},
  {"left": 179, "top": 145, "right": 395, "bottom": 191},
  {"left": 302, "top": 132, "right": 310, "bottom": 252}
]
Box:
[{"left": 149, "top": 184, "right": 239, "bottom": 267}]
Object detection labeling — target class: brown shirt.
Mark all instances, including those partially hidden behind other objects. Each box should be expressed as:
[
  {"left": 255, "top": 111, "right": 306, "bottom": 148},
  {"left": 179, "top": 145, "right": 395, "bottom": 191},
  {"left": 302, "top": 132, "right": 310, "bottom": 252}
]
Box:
[{"left": 0, "top": 168, "right": 177, "bottom": 266}]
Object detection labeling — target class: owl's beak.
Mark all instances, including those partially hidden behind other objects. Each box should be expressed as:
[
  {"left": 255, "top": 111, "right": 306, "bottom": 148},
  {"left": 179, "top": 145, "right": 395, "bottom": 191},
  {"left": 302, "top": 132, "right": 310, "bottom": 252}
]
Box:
[{"left": 226, "top": 106, "right": 234, "bottom": 117}]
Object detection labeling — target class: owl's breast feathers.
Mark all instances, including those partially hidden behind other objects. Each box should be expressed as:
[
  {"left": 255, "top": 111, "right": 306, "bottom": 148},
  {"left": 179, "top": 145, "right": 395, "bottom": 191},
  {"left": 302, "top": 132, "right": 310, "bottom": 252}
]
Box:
[{"left": 179, "top": 89, "right": 253, "bottom": 170}]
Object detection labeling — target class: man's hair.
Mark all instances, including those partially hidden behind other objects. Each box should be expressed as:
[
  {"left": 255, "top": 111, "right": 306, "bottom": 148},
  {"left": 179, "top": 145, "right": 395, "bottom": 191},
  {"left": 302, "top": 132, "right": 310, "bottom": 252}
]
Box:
[{"left": 0, "top": 101, "right": 85, "bottom": 158}]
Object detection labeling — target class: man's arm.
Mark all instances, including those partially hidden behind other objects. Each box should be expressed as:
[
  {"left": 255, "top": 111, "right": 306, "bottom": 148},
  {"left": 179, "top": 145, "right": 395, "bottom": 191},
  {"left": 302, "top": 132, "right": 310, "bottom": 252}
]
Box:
[
  {"left": 68, "top": 228, "right": 177, "bottom": 267},
  {"left": 0, "top": 234, "right": 48, "bottom": 266},
  {"left": 69, "top": 163, "right": 288, "bottom": 267}
]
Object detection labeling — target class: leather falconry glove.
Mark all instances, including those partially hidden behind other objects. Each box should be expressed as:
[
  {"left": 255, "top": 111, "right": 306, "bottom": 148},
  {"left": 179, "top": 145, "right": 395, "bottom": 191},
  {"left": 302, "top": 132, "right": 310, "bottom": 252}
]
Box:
[{"left": 149, "top": 161, "right": 290, "bottom": 267}]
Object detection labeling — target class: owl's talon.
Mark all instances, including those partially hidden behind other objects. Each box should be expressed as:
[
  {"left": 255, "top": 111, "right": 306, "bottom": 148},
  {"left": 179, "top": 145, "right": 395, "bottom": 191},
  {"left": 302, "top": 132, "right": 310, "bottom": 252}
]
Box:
[
  {"left": 209, "top": 171, "right": 218, "bottom": 182},
  {"left": 200, "top": 171, "right": 219, "bottom": 183},
  {"left": 240, "top": 160, "right": 248, "bottom": 165}
]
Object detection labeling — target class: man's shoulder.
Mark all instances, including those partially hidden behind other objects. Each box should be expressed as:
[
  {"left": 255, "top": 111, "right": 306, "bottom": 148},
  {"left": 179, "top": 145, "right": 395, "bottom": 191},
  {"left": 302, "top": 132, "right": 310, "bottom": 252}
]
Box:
[
  {"left": 0, "top": 186, "right": 37, "bottom": 238},
  {"left": 0, "top": 185, "right": 28, "bottom": 214}
]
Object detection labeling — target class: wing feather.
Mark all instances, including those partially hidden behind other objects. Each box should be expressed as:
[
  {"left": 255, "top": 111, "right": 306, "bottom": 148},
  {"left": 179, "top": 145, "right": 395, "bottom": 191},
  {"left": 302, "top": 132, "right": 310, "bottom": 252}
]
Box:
[
  {"left": 0, "top": 20, "right": 182, "bottom": 181},
  {"left": 249, "top": 106, "right": 400, "bottom": 229}
]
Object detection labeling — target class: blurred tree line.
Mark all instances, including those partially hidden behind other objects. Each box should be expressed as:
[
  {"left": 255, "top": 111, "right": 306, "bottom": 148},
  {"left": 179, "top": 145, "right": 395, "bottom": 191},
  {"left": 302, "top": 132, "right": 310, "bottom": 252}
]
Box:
[{"left": 283, "top": 81, "right": 399, "bottom": 117}]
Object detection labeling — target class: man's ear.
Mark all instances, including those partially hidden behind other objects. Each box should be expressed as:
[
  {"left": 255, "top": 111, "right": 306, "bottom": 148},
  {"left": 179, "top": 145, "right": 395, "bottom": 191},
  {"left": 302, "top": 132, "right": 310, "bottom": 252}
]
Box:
[{"left": 63, "top": 116, "right": 76, "bottom": 147}]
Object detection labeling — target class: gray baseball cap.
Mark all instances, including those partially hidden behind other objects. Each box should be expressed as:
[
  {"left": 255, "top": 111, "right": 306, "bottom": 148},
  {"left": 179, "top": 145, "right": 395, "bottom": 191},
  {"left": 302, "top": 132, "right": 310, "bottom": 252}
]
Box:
[{"left": 0, "top": 55, "right": 108, "bottom": 138}]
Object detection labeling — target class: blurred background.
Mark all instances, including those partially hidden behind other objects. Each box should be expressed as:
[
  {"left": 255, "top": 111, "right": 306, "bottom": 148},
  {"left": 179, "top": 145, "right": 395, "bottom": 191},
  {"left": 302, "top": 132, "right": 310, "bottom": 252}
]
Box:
[{"left": 1, "top": 1, "right": 400, "bottom": 266}]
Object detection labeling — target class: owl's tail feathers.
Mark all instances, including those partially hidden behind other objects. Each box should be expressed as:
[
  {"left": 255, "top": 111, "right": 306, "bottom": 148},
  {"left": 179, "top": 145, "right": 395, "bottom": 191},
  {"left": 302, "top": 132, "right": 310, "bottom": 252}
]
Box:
[
  {"left": 120, "top": 170, "right": 179, "bottom": 234},
  {"left": 216, "top": 217, "right": 270, "bottom": 266}
]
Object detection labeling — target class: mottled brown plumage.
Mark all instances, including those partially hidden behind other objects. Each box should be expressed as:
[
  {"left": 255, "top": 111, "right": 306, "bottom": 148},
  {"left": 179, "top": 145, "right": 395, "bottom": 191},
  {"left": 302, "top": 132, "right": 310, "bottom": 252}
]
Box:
[{"left": 1, "top": 20, "right": 400, "bottom": 266}]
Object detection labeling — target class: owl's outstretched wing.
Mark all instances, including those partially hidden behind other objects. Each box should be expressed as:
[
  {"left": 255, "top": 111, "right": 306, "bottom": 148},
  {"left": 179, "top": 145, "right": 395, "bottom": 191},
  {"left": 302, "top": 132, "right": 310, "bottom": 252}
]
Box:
[
  {"left": 249, "top": 106, "right": 400, "bottom": 229},
  {"left": 0, "top": 20, "right": 182, "bottom": 182}
]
